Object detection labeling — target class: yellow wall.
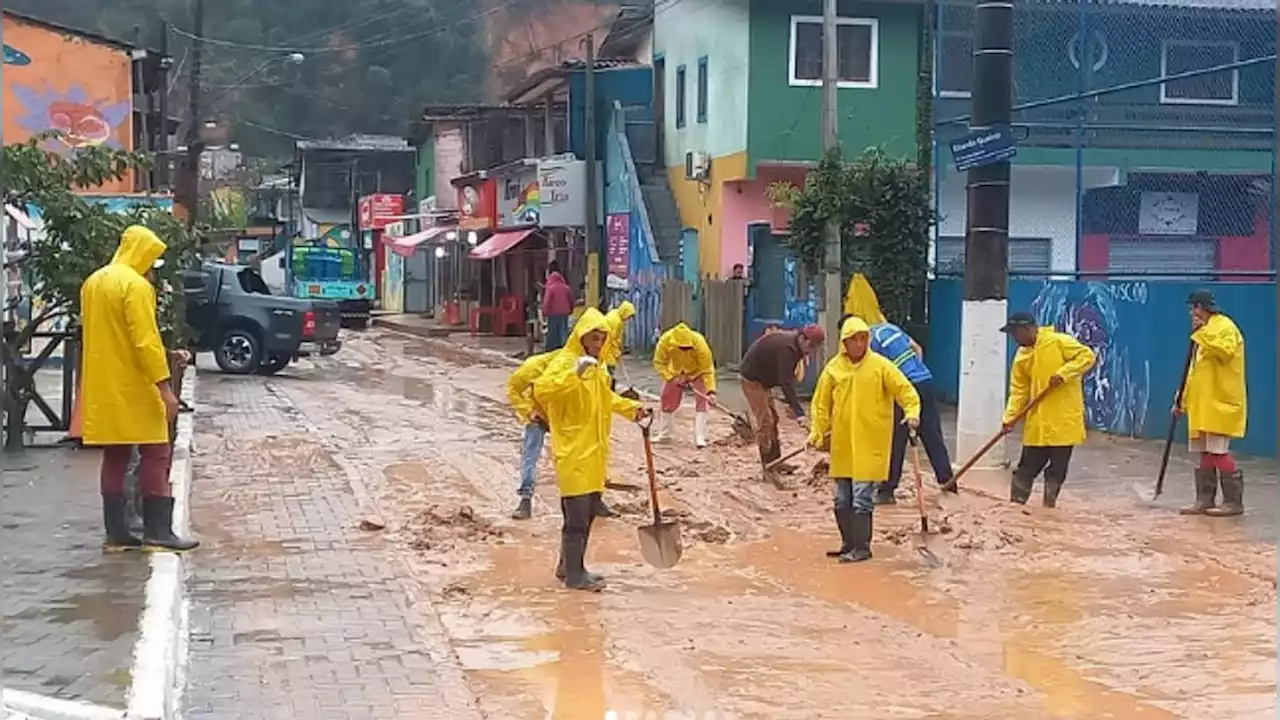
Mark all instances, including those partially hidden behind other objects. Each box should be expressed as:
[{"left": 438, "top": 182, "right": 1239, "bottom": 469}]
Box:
[{"left": 666, "top": 151, "right": 748, "bottom": 279}]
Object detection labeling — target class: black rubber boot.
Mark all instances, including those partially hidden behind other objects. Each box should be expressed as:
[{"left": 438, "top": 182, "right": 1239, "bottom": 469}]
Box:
[
  {"left": 594, "top": 499, "right": 617, "bottom": 518},
  {"left": 1010, "top": 472, "right": 1034, "bottom": 505},
  {"left": 102, "top": 495, "right": 142, "bottom": 552},
  {"left": 1179, "top": 469, "right": 1218, "bottom": 515},
  {"left": 142, "top": 497, "right": 200, "bottom": 552},
  {"left": 1205, "top": 470, "right": 1244, "bottom": 517},
  {"left": 873, "top": 486, "right": 897, "bottom": 505},
  {"left": 826, "top": 508, "right": 856, "bottom": 557},
  {"left": 839, "top": 513, "right": 873, "bottom": 563},
  {"left": 511, "top": 497, "right": 532, "bottom": 520},
  {"left": 560, "top": 531, "right": 602, "bottom": 591},
  {"left": 1042, "top": 479, "right": 1064, "bottom": 509}
]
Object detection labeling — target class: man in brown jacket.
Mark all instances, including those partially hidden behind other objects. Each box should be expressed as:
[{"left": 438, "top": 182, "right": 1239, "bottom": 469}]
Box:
[{"left": 738, "top": 324, "right": 825, "bottom": 468}]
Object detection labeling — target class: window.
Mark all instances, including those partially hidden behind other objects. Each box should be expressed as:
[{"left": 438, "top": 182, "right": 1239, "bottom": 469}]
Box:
[
  {"left": 1160, "top": 41, "right": 1239, "bottom": 106},
  {"left": 696, "top": 56, "right": 709, "bottom": 123},
  {"left": 675, "top": 64, "right": 687, "bottom": 128},
  {"left": 934, "top": 237, "right": 1053, "bottom": 276},
  {"left": 789, "top": 16, "right": 878, "bottom": 88}
]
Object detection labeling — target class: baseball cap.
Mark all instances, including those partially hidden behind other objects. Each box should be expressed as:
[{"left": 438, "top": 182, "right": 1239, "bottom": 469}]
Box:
[
  {"left": 1186, "top": 289, "right": 1219, "bottom": 310},
  {"left": 800, "top": 324, "right": 826, "bottom": 344},
  {"left": 999, "top": 311, "right": 1037, "bottom": 333}
]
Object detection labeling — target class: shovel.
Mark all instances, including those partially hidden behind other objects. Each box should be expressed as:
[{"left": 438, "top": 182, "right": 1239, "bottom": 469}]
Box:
[
  {"left": 1134, "top": 341, "right": 1196, "bottom": 503},
  {"left": 939, "top": 387, "right": 1054, "bottom": 493},
  {"left": 688, "top": 387, "right": 754, "bottom": 442},
  {"left": 908, "top": 432, "right": 943, "bottom": 568},
  {"left": 637, "top": 418, "right": 683, "bottom": 569}
]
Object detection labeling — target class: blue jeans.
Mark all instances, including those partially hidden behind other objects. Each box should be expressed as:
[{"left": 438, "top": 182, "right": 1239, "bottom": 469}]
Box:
[
  {"left": 834, "top": 479, "right": 877, "bottom": 515},
  {"left": 545, "top": 315, "right": 569, "bottom": 351},
  {"left": 887, "top": 380, "right": 954, "bottom": 492},
  {"left": 518, "top": 423, "right": 547, "bottom": 498}
]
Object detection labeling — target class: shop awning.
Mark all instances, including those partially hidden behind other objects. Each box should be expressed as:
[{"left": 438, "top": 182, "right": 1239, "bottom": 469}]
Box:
[
  {"left": 387, "top": 226, "right": 454, "bottom": 257},
  {"left": 469, "top": 227, "right": 537, "bottom": 260}
]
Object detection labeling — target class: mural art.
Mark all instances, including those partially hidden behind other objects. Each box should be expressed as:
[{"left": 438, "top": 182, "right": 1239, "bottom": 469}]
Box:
[
  {"left": 11, "top": 82, "right": 130, "bottom": 152},
  {"left": 4, "top": 44, "right": 32, "bottom": 65},
  {"left": 1030, "top": 281, "right": 1151, "bottom": 437}
]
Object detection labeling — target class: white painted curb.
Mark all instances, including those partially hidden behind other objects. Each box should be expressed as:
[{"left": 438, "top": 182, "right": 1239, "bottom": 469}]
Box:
[
  {"left": 123, "top": 367, "right": 196, "bottom": 720},
  {"left": 1, "top": 689, "right": 124, "bottom": 720}
]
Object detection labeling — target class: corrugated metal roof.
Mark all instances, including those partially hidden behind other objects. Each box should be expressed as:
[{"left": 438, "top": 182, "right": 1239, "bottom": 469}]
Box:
[
  {"left": 1029, "top": 0, "right": 1273, "bottom": 9},
  {"left": 296, "top": 134, "right": 411, "bottom": 152}
]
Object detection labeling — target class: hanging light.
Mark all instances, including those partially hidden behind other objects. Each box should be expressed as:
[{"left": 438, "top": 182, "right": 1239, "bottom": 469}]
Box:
[
  {"left": 434, "top": 246, "right": 446, "bottom": 259},
  {"left": 445, "top": 230, "right": 458, "bottom": 242},
  {"left": 467, "top": 231, "right": 478, "bottom": 246}
]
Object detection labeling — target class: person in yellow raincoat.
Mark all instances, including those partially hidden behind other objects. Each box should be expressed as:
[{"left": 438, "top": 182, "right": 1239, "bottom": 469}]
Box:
[
  {"left": 1175, "top": 290, "right": 1248, "bottom": 517},
  {"left": 1000, "top": 312, "right": 1097, "bottom": 508},
  {"left": 534, "top": 308, "right": 649, "bottom": 591},
  {"left": 81, "top": 226, "right": 197, "bottom": 553},
  {"left": 808, "top": 317, "right": 920, "bottom": 563},
  {"left": 600, "top": 300, "right": 636, "bottom": 389},
  {"left": 652, "top": 322, "right": 716, "bottom": 448}
]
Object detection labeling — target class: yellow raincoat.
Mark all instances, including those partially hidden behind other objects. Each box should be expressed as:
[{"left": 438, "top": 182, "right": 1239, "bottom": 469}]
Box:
[
  {"left": 1182, "top": 313, "right": 1247, "bottom": 438},
  {"left": 80, "top": 226, "right": 171, "bottom": 445},
  {"left": 1002, "top": 328, "right": 1096, "bottom": 447},
  {"left": 600, "top": 300, "right": 636, "bottom": 367},
  {"left": 534, "top": 308, "right": 643, "bottom": 497},
  {"left": 809, "top": 317, "right": 921, "bottom": 482},
  {"left": 506, "top": 351, "right": 557, "bottom": 425},
  {"left": 653, "top": 323, "right": 716, "bottom": 392},
  {"left": 843, "top": 273, "right": 888, "bottom": 325}
]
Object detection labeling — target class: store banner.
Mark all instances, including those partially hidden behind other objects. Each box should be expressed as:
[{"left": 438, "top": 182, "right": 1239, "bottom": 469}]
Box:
[
  {"left": 606, "top": 213, "right": 630, "bottom": 290},
  {"left": 537, "top": 157, "right": 587, "bottom": 227}
]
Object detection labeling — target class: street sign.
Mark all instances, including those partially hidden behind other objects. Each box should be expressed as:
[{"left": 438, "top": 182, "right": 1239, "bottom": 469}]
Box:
[{"left": 950, "top": 126, "right": 1017, "bottom": 172}]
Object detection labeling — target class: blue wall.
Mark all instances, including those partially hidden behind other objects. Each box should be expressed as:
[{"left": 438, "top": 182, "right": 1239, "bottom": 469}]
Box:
[
  {"left": 929, "top": 279, "right": 1277, "bottom": 458},
  {"left": 569, "top": 68, "right": 654, "bottom": 160}
]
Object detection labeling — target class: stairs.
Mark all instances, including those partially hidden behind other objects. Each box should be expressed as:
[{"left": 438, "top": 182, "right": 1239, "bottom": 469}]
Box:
[{"left": 639, "top": 171, "right": 683, "bottom": 265}]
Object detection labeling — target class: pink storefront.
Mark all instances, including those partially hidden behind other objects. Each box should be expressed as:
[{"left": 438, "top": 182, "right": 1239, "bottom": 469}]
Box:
[{"left": 720, "top": 165, "right": 809, "bottom": 277}]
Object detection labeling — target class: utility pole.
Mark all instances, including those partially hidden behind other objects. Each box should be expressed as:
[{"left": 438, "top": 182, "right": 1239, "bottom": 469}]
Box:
[
  {"left": 955, "top": 0, "right": 1014, "bottom": 464},
  {"left": 182, "top": 0, "right": 206, "bottom": 228},
  {"left": 133, "top": 26, "right": 151, "bottom": 191},
  {"left": 583, "top": 33, "right": 602, "bottom": 308},
  {"left": 158, "top": 20, "right": 171, "bottom": 190},
  {"left": 818, "top": 0, "right": 841, "bottom": 360}
]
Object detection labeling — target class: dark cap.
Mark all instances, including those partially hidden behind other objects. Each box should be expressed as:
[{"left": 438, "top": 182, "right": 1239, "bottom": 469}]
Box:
[
  {"left": 999, "top": 311, "right": 1037, "bottom": 333},
  {"left": 1186, "top": 289, "right": 1219, "bottom": 311}
]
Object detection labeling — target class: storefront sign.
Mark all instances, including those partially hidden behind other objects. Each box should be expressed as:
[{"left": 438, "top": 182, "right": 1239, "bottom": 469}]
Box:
[
  {"left": 606, "top": 213, "right": 630, "bottom": 290},
  {"left": 358, "top": 193, "right": 404, "bottom": 230},
  {"left": 537, "top": 158, "right": 587, "bottom": 227},
  {"left": 497, "top": 165, "right": 540, "bottom": 228},
  {"left": 457, "top": 179, "right": 497, "bottom": 230}
]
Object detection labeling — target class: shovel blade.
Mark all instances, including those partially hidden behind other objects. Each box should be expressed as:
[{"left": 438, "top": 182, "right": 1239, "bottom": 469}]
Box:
[
  {"left": 637, "top": 522, "right": 683, "bottom": 569},
  {"left": 1131, "top": 480, "right": 1160, "bottom": 504}
]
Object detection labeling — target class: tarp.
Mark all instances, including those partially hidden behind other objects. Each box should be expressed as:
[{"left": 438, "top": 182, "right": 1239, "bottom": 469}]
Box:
[
  {"left": 387, "top": 226, "right": 454, "bottom": 257},
  {"left": 468, "top": 227, "right": 537, "bottom": 261}
]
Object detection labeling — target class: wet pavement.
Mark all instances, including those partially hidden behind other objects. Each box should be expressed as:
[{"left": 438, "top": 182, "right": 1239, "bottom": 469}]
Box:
[
  {"left": 1, "top": 446, "right": 146, "bottom": 709},
  {"left": 184, "top": 328, "right": 1277, "bottom": 719}
]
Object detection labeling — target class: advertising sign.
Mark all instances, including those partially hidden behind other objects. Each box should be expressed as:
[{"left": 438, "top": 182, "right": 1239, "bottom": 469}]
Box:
[
  {"left": 358, "top": 193, "right": 404, "bottom": 230},
  {"left": 606, "top": 213, "right": 630, "bottom": 290},
  {"left": 456, "top": 179, "right": 497, "bottom": 230},
  {"left": 949, "top": 126, "right": 1017, "bottom": 172},
  {"left": 537, "top": 157, "right": 587, "bottom": 227},
  {"left": 497, "top": 164, "right": 540, "bottom": 228}
]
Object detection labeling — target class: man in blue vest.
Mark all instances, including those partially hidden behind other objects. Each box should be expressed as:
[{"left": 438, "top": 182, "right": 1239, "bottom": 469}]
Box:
[{"left": 842, "top": 315, "right": 957, "bottom": 504}]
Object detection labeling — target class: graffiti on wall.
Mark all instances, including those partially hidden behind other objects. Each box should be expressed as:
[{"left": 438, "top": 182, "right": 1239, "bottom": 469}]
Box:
[
  {"left": 11, "top": 82, "right": 130, "bottom": 151},
  {"left": 4, "top": 44, "right": 32, "bottom": 65},
  {"left": 1030, "top": 280, "right": 1151, "bottom": 437},
  {"left": 783, "top": 257, "right": 818, "bottom": 326}
]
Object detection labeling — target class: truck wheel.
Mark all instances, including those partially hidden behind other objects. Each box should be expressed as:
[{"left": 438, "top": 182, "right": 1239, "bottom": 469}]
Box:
[
  {"left": 214, "top": 329, "right": 263, "bottom": 374},
  {"left": 257, "top": 356, "right": 291, "bottom": 375}
]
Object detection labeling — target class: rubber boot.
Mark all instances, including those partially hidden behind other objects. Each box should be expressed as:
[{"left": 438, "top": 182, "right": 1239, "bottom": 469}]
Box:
[
  {"left": 561, "top": 531, "right": 602, "bottom": 591},
  {"left": 141, "top": 497, "right": 200, "bottom": 552},
  {"left": 102, "top": 495, "right": 142, "bottom": 552},
  {"left": 1179, "top": 469, "right": 1218, "bottom": 515},
  {"left": 594, "top": 498, "right": 617, "bottom": 518},
  {"left": 653, "top": 412, "right": 674, "bottom": 443},
  {"left": 511, "top": 497, "right": 532, "bottom": 520},
  {"left": 581, "top": 518, "right": 604, "bottom": 585},
  {"left": 873, "top": 485, "right": 897, "bottom": 505},
  {"left": 126, "top": 493, "right": 145, "bottom": 535},
  {"left": 1042, "top": 479, "right": 1064, "bottom": 509},
  {"left": 1204, "top": 470, "right": 1244, "bottom": 517},
  {"left": 694, "top": 411, "right": 710, "bottom": 449},
  {"left": 1010, "top": 472, "right": 1034, "bottom": 505},
  {"left": 826, "top": 508, "right": 856, "bottom": 557},
  {"left": 839, "top": 513, "right": 873, "bottom": 563}
]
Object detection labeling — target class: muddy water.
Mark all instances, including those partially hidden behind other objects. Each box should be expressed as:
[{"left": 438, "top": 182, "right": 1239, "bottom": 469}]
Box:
[{"left": 289, "top": 331, "right": 1276, "bottom": 719}]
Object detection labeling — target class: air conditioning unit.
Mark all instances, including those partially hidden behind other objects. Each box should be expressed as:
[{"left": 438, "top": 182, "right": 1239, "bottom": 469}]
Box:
[{"left": 684, "top": 151, "right": 710, "bottom": 181}]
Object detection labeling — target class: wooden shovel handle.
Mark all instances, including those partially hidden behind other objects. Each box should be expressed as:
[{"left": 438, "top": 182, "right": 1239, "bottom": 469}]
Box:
[
  {"left": 940, "top": 387, "right": 1053, "bottom": 491},
  {"left": 640, "top": 425, "right": 662, "bottom": 525}
]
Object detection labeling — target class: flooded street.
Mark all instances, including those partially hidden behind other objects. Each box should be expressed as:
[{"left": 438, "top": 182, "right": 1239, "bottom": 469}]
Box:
[{"left": 189, "top": 328, "right": 1276, "bottom": 719}]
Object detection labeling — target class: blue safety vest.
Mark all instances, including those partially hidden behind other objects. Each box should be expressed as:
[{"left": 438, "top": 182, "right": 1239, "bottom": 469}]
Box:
[{"left": 870, "top": 322, "right": 932, "bottom": 384}]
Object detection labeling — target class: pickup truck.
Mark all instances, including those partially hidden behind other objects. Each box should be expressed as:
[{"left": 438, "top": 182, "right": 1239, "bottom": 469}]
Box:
[{"left": 181, "top": 262, "right": 342, "bottom": 375}]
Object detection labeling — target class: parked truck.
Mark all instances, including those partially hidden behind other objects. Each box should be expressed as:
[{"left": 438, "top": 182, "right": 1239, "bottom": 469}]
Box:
[{"left": 284, "top": 226, "right": 374, "bottom": 329}]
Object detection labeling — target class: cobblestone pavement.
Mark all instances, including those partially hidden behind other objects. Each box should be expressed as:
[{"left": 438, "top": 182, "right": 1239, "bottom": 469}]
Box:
[
  {"left": 1, "top": 446, "right": 146, "bottom": 709},
  {"left": 183, "top": 362, "right": 481, "bottom": 719}
]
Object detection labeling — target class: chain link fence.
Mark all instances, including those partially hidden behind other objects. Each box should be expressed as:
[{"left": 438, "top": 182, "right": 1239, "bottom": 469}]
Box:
[{"left": 930, "top": 0, "right": 1276, "bottom": 279}]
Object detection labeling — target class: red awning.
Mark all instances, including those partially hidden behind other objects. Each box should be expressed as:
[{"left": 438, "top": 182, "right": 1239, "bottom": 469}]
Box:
[
  {"left": 469, "top": 227, "right": 537, "bottom": 260},
  {"left": 386, "top": 226, "right": 454, "bottom": 257}
]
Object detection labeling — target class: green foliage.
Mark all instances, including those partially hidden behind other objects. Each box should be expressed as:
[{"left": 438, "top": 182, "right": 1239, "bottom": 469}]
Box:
[
  {"left": 777, "top": 148, "right": 933, "bottom": 324},
  {"left": 2, "top": 136, "right": 199, "bottom": 347}
]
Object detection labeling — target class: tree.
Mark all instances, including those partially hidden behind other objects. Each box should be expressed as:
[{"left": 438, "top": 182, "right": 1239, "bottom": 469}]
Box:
[{"left": 766, "top": 147, "right": 932, "bottom": 325}]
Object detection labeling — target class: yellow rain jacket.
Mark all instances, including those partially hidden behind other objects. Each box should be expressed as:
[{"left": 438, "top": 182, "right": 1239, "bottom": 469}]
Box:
[
  {"left": 506, "top": 351, "right": 557, "bottom": 425},
  {"left": 653, "top": 323, "right": 716, "bottom": 392},
  {"left": 534, "top": 308, "right": 643, "bottom": 497},
  {"left": 843, "top": 273, "right": 888, "bottom": 325},
  {"left": 1002, "top": 327, "right": 1097, "bottom": 447},
  {"left": 1182, "top": 313, "right": 1247, "bottom": 438},
  {"left": 600, "top": 300, "right": 636, "bottom": 367},
  {"left": 80, "top": 226, "right": 171, "bottom": 445},
  {"left": 809, "top": 317, "right": 921, "bottom": 482}
]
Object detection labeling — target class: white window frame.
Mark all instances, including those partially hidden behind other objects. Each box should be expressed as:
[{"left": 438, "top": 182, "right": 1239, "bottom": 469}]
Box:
[
  {"left": 788, "top": 15, "right": 879, "bottom": 89},
  {"left": 1159, "top": 40, "right": 1240, "bottom": 107}
]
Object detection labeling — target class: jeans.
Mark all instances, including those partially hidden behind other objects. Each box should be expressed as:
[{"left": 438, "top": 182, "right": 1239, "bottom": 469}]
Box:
[
  {"left": 886, "top": 380, "right": 953, "bottom": 492},
  {"left": 518, "top": 423, "right": 548, "bottom": 498},
  {"left": 1015, "top": 445, "right": 1074, "bottom": 485},
  {"left": 741, "top": 378, "right": 780, "bottom": 464},
  {"left": 100, "top": 444, "right": 172, "bottom": 497},
  {"left": 545, "top": 315, "right": 569, "bottom": 351},
  {"left": 834, "top": 479, "right": 877, "bottom": 515}
]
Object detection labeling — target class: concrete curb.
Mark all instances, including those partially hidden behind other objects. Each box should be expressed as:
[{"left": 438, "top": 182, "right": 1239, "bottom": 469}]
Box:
[
  {"left": 123, "top": 366, "right": 196, "bottom": 720},
  {"left": 1, "top": 690, "right": 124, "bottom": 720}
]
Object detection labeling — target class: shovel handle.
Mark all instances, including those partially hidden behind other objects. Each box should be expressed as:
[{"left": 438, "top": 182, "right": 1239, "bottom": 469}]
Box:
[
  {"left": 1154, "top": 341, "right": 1197, "bottom": 498},
  {"left": 940, "top": 387, "right": 1053, "bottom": 491},
  {"left": 688, "top": 387, "right": 747, "bottom": 423},
  {"left": 908, "top": 432, "right": 930, "bottom": 534},
  {"left": 640, "top": 425, "right": 662, "bottom": 525}
]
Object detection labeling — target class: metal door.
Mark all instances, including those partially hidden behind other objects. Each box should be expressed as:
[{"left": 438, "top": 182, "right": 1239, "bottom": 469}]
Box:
[
  {"left": 1108, "top": 237, "right": 1216, "bottom": 277},
  {"left": 404, "top": 248, "right": 432, "bottom": 314}
]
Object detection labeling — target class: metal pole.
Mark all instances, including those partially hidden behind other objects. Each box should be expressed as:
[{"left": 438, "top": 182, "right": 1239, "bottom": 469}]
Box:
[
  {"left": 183, "top": 0, "right": 205, "bottom": 227},
  {"left": 133, "top": 26, "right": 151, "bottom": 191},
  {"left": 583, "top": 34, "right": 602, "bottom": 308},
  {"left": 158, "top": 20, "right": 171, "bottom": 190},
  {"left": 955, "top": 0, "right": 1014, "bottom": 463},
  {"left": 819, "top": 0, "right": 842, "bottom": 351}
]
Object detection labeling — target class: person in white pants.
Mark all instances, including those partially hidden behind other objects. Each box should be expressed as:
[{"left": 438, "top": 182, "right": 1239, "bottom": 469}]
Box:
[{"left": 652, "top": 323, "right": 717, "bottom": 448}]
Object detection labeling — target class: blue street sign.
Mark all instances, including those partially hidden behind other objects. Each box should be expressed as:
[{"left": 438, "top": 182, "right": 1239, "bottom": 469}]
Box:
[{"left": 950, "top": 126, "right": 1017, "bottom": 172}]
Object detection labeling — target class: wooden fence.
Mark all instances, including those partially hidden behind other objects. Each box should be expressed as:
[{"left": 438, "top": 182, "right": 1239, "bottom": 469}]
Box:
[
  {"left": 659, "top": 279, "right": 694, "bottom": 330},
  {"left": 701, "top": 279, "right": 746, "bottom": 365}
]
